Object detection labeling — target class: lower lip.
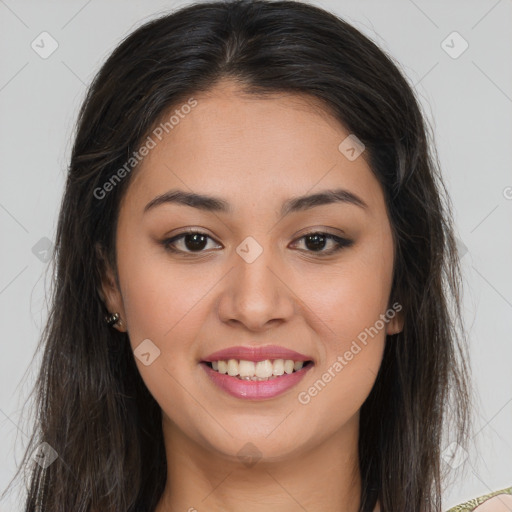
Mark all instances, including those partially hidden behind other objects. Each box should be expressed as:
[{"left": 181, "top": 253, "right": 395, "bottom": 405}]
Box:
[{"left": 200, "top": 362, "right": 314, "bottom": 400}]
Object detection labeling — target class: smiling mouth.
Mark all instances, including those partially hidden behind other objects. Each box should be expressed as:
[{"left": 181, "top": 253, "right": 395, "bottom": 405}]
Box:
[{"left": 201, "top": 359, "right": 314, "bottom": 381}]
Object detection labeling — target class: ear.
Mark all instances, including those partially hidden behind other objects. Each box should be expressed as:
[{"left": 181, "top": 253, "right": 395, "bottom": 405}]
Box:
[
  {"left": 95, "top": 243, "right": 127, "bottom": 332},
  {"left": 386, "top": 305, "right": 404, "bottom": 336}
]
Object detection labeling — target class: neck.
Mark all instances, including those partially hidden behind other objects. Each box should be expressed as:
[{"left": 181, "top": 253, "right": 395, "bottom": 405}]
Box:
[{"left": 155, "top": 413, "right": 364, "bottom": 512}]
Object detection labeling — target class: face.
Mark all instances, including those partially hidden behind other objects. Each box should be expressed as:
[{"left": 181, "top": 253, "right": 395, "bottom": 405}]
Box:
[{"left": 100, "top": 79, "right": 403, "bottom": 463}]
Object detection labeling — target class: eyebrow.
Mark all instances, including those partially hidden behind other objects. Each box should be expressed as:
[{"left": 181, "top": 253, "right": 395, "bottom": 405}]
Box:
[{"left": 143, "top": 188, "right": 368, "bottom": 216}]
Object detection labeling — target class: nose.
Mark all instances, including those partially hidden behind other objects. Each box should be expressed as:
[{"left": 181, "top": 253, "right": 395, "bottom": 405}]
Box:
[{"left": 216, "top": 243, "right": 295, "bottom": 331}]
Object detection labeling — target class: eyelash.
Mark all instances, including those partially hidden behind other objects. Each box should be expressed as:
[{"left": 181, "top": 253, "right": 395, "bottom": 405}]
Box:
[{"left": 160, "top": 229, "right": 353, "bottom": 257}]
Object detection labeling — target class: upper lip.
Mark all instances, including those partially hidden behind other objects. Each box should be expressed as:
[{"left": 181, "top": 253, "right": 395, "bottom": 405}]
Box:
[{"left": 202, "top": 345, "right": 313, "bottom": 363}]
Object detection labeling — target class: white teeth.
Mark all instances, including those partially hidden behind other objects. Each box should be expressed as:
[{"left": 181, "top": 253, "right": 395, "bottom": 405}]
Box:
[
  {"left": 255, "top": 360, "right": 273, "bottom": 378},
  {"left": 207, "top": 358, "right": 309, "bottom": 378},
  {"left": 283, "top": 360, "right": 294, "bottom": 374},
  {"left": 239, "top": 360, "right": 255, "bottom": 377},
  {"left": 227, "top": 359, "right": 238, "bottom": 376},
  {"left": 272, "top": 359, "right": 284, "bottom": 376}
]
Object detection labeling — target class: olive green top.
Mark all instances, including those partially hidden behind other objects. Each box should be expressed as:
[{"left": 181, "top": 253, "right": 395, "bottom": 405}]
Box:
[{"left": 446, "top": 486, "right": 512, "bottom": 511}]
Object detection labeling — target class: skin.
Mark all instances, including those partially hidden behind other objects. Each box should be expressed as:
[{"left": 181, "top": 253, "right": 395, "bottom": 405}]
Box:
[
  {"left": 100, "top": 79, "right": 403, "bottom": 512},
  {"left": 474, "top": 495, "right": 512, "bottom": 511}
]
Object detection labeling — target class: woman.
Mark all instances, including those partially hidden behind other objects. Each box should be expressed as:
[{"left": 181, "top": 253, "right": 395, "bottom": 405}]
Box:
[{"left": 3, "top": 0, "right": 509, "bottom": 510}]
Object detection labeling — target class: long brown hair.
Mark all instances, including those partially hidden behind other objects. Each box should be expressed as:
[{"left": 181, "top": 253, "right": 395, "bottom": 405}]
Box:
[{"left": 3, "top": 1, "right": 471, "bottom": 510}]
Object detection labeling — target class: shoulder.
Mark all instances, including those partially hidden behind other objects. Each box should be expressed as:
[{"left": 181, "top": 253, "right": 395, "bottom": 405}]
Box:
[{"left": 446, "top": 486, "right": 512, "bottom": 512}]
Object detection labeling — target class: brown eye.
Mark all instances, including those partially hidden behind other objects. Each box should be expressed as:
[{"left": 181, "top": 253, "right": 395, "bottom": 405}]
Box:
[
  {"left": 162, "top": 230, "right": 221, "bottom": 254},
  {"left": 291, "top": 232, "right": 353, "bottom": 255}
]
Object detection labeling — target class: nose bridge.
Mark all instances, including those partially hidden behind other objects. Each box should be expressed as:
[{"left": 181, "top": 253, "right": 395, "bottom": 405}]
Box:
[
  {"left": 235, "top": 235, "right": 280, "bottom": 304},
  {"left": 218, "top": 235, "right": 293, "bottom": 328}
]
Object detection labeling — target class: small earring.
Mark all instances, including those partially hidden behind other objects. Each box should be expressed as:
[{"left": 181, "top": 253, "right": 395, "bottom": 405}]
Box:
[{"left": 105, "top": 312, "right": 121, "bottom": 327}]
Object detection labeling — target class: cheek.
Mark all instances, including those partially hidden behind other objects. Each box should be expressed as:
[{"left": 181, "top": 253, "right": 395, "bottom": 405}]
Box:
[
  {"left": 292, "top": 227, "right": 392, "bottom": 414},
  {"left": 298, "top": 233, "right": 394, "bottom": 345},
  {"left": 117, "top": 251, "right": 210, "bottom": 422},
  {"left": 117, "top": 245, "right": 218, "bottom": 403},
  {"left": 296, "top": 260, "right": 391, "bottom": 427},
  {"left": 297, "top": 342, "right": 383, "bottom": 438},
  {"left": 118, "top": 242, "right": 212, "bottom": 342}
]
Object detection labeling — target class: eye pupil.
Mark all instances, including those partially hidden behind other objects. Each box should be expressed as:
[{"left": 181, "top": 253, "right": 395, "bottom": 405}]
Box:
[
  {"left": 304, "top": 233, "right": 327, "bottom": 251},
  {"left": 184, "top": 233, "right": 208, "bottom": 251}
]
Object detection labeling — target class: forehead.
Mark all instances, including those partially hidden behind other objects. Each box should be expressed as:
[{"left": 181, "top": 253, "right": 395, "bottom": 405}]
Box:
[{"left": 121, "top": 80, "right": 385, "bottom": 218}]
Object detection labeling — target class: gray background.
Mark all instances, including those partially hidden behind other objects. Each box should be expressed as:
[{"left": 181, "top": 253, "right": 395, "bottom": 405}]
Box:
[{"left": 1, "top": 0, "right": 511, "bottom": 510}]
